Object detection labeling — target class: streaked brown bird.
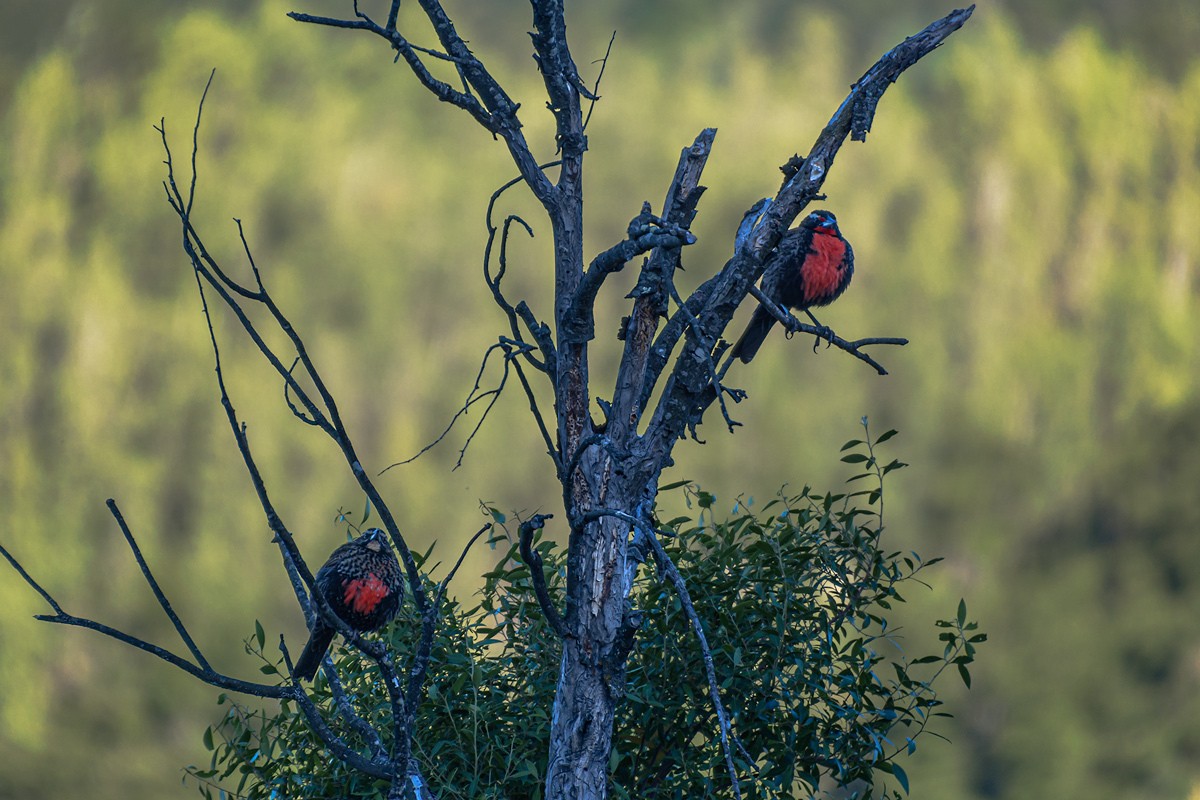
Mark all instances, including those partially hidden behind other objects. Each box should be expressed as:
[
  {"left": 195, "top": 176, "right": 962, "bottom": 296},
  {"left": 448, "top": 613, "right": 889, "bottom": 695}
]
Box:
[
  {"left": 730, "top": 209, "right": 855, "bottom": 363},
  {"left": 292, "top": 527, "right": 403, "bottom": 682}
]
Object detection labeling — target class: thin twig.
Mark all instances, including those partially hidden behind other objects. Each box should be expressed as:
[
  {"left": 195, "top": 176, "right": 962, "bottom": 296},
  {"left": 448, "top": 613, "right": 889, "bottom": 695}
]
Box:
[
  {"left": 435, "top": 523, "right": 494, "bottom": 604},
  {"left": 581, "top": 31, "right": 616, "bottom": 131},
  {"left": 510, "top": 355, "right": 561, "bottom": 472},
  {"left": 192, "top": 269, "right": 315, "bottom": 605},
  {"left": 642, "top": 532, "right": 744, "bottom": 800},
  {"left": 482, "top": 162, "right": 561, "bottom": 375},
  {"left": 381, "top": 338, "right": 534, "bottom": 472},
  {"left": 0, "top": 542, "right": 63, "bottom": 614},
  {"left": 284, "top": 357, "right": 321, "bottom": 427},
  {"left": 106, "top": 499, "right": 211, "bottom": 671},
  {"left": 185, "top": 69, "right": 215, "bottom": 217}
]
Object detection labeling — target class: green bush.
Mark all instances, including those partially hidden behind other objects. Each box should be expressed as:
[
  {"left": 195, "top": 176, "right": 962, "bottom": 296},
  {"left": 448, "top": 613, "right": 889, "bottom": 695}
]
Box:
[{"left": 187, "top": 424, "right": 982, "bottom": 799}]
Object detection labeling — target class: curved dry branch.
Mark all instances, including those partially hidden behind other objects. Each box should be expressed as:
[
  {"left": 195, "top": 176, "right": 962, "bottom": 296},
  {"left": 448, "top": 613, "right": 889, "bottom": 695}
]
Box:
[
  {"left": 483, "top": 164, "right": 561, "bottom": 376},
  {"left": 518, "top": 514, "right": 571, "bottom": 640}
]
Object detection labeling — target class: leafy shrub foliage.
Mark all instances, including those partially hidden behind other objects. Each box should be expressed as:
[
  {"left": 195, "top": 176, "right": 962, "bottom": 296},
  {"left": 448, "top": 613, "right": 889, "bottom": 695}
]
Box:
[{"left": 187, "top": 424, "right": 983, "bottom": 799}]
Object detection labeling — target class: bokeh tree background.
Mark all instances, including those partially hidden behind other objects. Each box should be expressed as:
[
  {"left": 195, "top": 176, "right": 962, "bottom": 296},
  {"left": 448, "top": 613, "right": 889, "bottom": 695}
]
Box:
[{"left": 2, "top": 1, "right": 1199, "bottom": 798}]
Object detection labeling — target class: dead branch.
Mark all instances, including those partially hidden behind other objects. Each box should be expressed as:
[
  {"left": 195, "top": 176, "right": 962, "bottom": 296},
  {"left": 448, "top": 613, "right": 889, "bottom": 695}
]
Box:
[
  {"left": 562, "top": 203, "right": 697, "bottom": 345},
  {"left": 518, "top": 514, "right": 571, "bottom": 640}
]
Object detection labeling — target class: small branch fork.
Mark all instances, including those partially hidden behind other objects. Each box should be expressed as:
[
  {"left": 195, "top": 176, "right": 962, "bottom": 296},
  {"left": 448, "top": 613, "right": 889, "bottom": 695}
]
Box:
[
  {"left": 289, "top": 0, "right": 556, "bottom": 209},
  {"left": 382, "top": 337, "right": 558, "bottom": 474},
  {"left": 0, "top": 505, "right": 385, "bottom": 780}
]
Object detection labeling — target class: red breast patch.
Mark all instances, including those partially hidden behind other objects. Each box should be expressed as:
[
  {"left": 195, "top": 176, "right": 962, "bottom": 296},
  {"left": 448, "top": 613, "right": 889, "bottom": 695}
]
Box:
[
  {"left": 343, "top": 573, "right": 389, "bottom": 614},
  {"left": 802, "top": 232, "right": 848, "bottom": 302}
]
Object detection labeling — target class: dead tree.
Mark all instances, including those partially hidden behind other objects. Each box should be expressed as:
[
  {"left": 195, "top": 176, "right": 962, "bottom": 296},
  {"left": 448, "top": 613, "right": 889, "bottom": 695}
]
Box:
[{"left": 1, "top": 3, "right": 974, "bottom": 799}]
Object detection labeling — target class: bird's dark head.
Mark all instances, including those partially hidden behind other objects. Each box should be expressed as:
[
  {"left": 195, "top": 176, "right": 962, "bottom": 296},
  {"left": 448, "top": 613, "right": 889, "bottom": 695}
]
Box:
[
  {"left": 803, "top": 209, "right": 839, "bottom": 234},
  {"left": 358, "top": 527, "right": 391, "bottom": 553}
]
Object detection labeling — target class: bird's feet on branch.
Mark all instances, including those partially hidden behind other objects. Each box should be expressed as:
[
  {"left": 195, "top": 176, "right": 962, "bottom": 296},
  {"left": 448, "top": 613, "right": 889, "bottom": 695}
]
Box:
[
  {"left": 804, "top": 309, "right": 835, "bottom": 351},
  {"left": 783, "top": 324, "right": 835, "bottom": 352}
]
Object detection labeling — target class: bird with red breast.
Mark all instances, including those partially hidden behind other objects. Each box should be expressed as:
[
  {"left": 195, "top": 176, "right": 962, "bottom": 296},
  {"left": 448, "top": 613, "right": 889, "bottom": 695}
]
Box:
[
  {"left": 292, "top": 527, "right": 404, "bottom": 682},
  {"left": 730, "top": 209, "right": 854, "bottom": 363}
]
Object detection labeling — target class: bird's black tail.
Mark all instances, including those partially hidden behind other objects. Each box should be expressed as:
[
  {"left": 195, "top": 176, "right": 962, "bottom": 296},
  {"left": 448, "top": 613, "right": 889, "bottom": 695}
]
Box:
[
  {"left": 730, "top": 307, "right": 776, "bottom": 363},
  {"left": 292, "top": 623, "right": 335, "bottom": 682}
]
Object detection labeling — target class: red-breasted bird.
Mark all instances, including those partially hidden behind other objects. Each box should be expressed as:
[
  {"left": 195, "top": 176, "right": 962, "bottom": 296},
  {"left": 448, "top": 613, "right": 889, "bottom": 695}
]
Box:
[
  {"left": 730, "top": 209, "right": 854, "bottom": 363},
  {"left": 292, "top": 527, "right": 403, "bottom": 682}
]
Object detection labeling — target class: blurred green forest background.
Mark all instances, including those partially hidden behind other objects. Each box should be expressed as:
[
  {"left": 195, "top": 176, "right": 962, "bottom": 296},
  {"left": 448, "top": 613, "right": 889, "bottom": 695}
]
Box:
[{"left": 2, "top": 1, "right": 1199, "bottom": 798}]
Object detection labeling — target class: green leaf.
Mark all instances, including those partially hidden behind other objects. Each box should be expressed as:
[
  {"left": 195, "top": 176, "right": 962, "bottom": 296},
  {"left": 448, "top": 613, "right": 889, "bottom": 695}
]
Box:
[
  {"left": 841, "top": 453, "right": 869, "bottom": 463},
  {"left": 840, "top": 439, "right": 864, "bottom": 451},
  {"left": 891, "top": 762, "right": 910, "bottom": 794},
  {"left": 956, "top": 598, "right": 967, "bottom": 627},
  {"left": 360, "top": 494, "right": 372, "bottom": 525},
  {"left": 958, "top": 662, "right": 972, "bottom": 689},
  {"left": 203, "top": 726, "right": 214, "bottom": 751},
  {"left": 875, "top": 428, "right": 899, "bottom": 444},
  {"left": 254, "top": 620, "right": 265, "bottom": 650}
]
